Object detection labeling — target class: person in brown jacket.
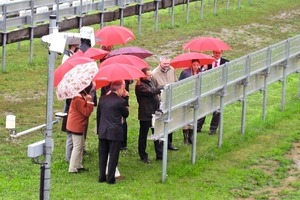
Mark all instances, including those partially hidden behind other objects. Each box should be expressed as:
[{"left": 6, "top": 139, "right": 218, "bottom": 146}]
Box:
[{"left": 67, "top": 82, "right": 95, "bottom": 173}]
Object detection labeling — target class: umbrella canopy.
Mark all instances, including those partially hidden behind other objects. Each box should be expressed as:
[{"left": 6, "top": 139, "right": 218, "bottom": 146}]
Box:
[
  {"left": 183, "top": 37, "right": 232, "bottom": 52},
  {"left": 83, "top": 47, "right": 109, "bottom": 60},
  {"left": 54, "top": 56, "right": 94, "bottom": 87},
  {"left": 93, "top": 63, "right": 145, "bottom": 85},
  {"left": 95, "top": 25, "right": 135, "bottom": 46},
  {"left": 100, "top": 55, "right": 149, "bottom": 69},
  {"left": 56, "top": 62, "right": 98, "bottom": 100},
  {"left": 170, "top": 52, "right": 215, "bottom": 68},
  {"left": 66, "top": 37, "right": 81, "bottom": 45},
  {"left": 106, "top": 46, "right": 153, "bottom": 59}
]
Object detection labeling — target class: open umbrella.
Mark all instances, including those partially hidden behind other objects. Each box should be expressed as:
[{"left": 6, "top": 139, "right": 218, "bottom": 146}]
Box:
[
  {"left": 95, "top": 25, "right": 135, "bottom": 46},
  {"left": 106, "top": 46, "right": 153, "bottom": 59},
  {"left": 83, "top": 47, "right": 109, "bottom": 60},
  {"left": 93, "top": 63, "right": 145, "bottom": 86},
  {"left": 54, "top": 56, "right": 94, "bottom": 86},
  {"left": 100, "top": 55, "right": 149, "bottom": 69},
  {"left": 183, "top": 37, "right": 232, "bottom": 52},
  {"left": 56, "top": 62, "right": 98, "bottom": 100},
  {"left": 170, "top": 52, "right": 215, "bottom": 68}
]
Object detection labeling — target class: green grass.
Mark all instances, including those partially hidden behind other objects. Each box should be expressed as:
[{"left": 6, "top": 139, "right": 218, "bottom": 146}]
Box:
[{"left": 1, "top": 0, "right": 300, "bottom": 199}]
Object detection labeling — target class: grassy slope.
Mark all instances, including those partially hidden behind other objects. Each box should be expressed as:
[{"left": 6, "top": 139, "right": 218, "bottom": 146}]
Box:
[{"left": 1, "top": 0, "right": 300, "bottom": 199}]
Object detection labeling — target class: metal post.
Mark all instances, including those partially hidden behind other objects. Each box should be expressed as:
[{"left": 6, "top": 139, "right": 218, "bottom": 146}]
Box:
[
  {"left": 29, "top": 0, "right": 34, "bottom": 64},
  {"left": 200, "top": 0, "right": 204, "bottom": 20},
  {"left": 2, "top": 33, "right": 7, "bottom": 72},
  {"left": 213, "top": 0, "right": 217, "bottom": 16},
  {"left": 241, "top": 55, "right": 251, "bottom": 135},
  {"left": 191, "top": 74, "right": 201, "bottom": 164},
  {"left": 218, "top": 63, "right": 228, "bottom": 148},
  {"left": 43, "top": 15, "right": 57, "bottom": 200},
  {"left": 186, "top": 0, "right": 190, "bottom": 23},
  {"left": 120, "top": 7, "right": 124, "bottom": 26},
  {"left": 171, "top": 0, "right": 174, "bottom": 27},
  {"left": 137, "top": 3, "right": 142, "bottom": 35},
  {"left": 39, "top": 164, "right": 45, "bottom": 200},
  {"left": 281, "top": 39, "right": 290, "bottom": 111},
  {"left": 262, "top": 47, "right": 271, "bottom": 121},
  {"left": 78, "top": 0, "right": 83, "bottom": 29},
  {"left": 226, "top": 0, "right": 229, "bottom": 11},
  {"left": 155, "top": 0, "right": 159, "bottom": 32},
  {"left": 238, "top": 0, "right": 241, "bottom": 10},
  {"left": 162, "top": 84, "right": 173, "bottom": 182},
  {"left": 29, "top": 27, "right": 34, "bottom": 64},
  {"left": 1, "top": 5, "right": 7, "bottom": 72}
]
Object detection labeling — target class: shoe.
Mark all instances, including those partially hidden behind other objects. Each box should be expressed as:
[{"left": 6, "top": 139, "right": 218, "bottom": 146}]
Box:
[
  {"left": 115, "top": 175, "right": 126, "bottom": 180},
  {"left": 120, "top": 147, "right": 128, "bottom": 151},
  {"left": 209, "top": 130, "right": 216, "bottom": 135},
  {"left": 69, "top": 170, "right": 78, "bottom": 174},
  {"left": 77, "top": 168, "right": 89, "bottom": 172},
  {"left": 197, "top": 129, "right": 202, "bottom": 133},
  {"left": 141, "top": 158, "right": 150, "bottom": 164},
  {"left": 98, "top": 179, "right": 106, "bottom": 183},
  {"left": 168, "top": 145, "right": 179, "bottom": 151},
  {"left": 156, "top": 157, "right": 162, "bottom": 161}
]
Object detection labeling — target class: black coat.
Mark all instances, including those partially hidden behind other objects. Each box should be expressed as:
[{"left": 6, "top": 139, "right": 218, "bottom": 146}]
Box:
[
  {"left": 135, "top": 78, "right": 162, "bottom": 121},
  {"left": 97, "top": 92, "right": 129, "bottom": 141}
]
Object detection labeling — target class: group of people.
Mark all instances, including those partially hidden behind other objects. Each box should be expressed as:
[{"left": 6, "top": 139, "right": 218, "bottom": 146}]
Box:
[{"left": 60, "top": 39, "right": 229, "bottom": 184}]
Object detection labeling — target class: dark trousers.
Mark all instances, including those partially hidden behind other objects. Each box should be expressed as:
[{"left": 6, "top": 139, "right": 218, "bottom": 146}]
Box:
[
  {"left": 197, "top": 111, "right": 220, "bottom": 132},
  {"left": 168, "top": 133, "right": 174, "bottom": 147},
  {"left": 121, "top": 119, "right": 127, "bottom": 148},
  {"left": 138, "top": 121, "right": 163, "bottom": 160},
  {"left": 99, "top": 139, "right": 122, "bottom": 184}
]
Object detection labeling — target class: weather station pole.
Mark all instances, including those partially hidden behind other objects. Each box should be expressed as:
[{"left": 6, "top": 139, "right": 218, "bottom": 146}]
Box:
[{"left": 43, "top": 15, "right": 57, "bottom": 200}]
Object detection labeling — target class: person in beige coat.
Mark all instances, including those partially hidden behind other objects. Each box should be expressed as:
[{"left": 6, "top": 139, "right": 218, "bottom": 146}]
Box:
[{"left": 152, "top": 56, "right": 179, "bottom": 151}]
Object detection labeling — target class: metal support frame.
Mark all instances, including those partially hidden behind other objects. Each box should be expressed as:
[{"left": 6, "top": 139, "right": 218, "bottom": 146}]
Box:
[
  {"left": 137, "top": 3, "right": 143, "bottom": 35},
  {"left": 185, "top": 0, "right": 190, "bottom": 23},
  {"left": 154, "top": 0, "right": 160, "bottom": 32},
  {"left": 200, "top": 0, "right": 204, "bottom": 20},
  {"left": 262, "top": 47, "right": 271, "bottom": 121},
  {"left": 217, "top": 63, "right": 229, "bottom": 148},
  {"left": 241, "top": 55, "right": 251, "bottom": 135},
  {"left": 43, "top": 15, "right": 57, "bottom": 200},
  {"left": 213, "top": 0, "right": 217, "bottom": 16},
  {"left": 281, "top": 39, "right": 290, "bottom": 111},
  {"left": 171, "top": 0, "right": 175, "bottom": 27}
]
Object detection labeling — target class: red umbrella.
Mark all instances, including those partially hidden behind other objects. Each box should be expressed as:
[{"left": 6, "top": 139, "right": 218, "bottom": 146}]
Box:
[
  {"left": 106, "top": 46, "right": 153, "bottom": 59},
  {"left": 183, "top": 37, "right": 232, "bottom": 52},
  {"left": 93, "top": 63, "right": 145, "bottom": 85},
  {"left": 170, "top": 52, "right": 215, "bottom": 68},
  {"left": 54, "top": 56, "right": 94, "bottom": 87},
  {"left": 95, "top": 25, "right": 135, "bottom": 46},
  {"left": 83, "top": 47, "right": 109, "bottom": 60},
  {"left": 100, "top": 55, "right": 149, "bottom": 69}
]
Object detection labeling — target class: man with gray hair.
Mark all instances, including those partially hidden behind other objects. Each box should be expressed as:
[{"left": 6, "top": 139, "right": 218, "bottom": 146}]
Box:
[{"left": 152, "top": 56, "right": 179, "bottom": 151}]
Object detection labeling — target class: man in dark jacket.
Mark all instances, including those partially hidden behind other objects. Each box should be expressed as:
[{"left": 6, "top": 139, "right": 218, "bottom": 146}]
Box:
[
  {"left": 97, "top": 80, "right": 129, "bottom": 184},
  {"left": 197, "top": 50, "right": 230, "bottom": 135},
  {"left": 135, "top": 68, "right": 164, "bottom": 164}
]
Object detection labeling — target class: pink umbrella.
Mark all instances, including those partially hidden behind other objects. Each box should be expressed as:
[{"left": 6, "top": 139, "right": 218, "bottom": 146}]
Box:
[
  {"left": 100, "top": 55, "right": 149, "bottom": 69},
  {"left": 95, "top": 25, "right": 135, "bottom": 46},
  {"left": 106, "top": 46, "right": 153, "bottom": 59},
  {"left": 170, "top": 52, "right": 215, "bottom": 68},
  {"left": 183, "top": 37, "right": 232, "bottom": 52},
  {"left": 83, "top": 47, "right": 109, "bottom": 60},
  {"left": 93, "top": 63, "right": 145, "bottom": 88}
]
